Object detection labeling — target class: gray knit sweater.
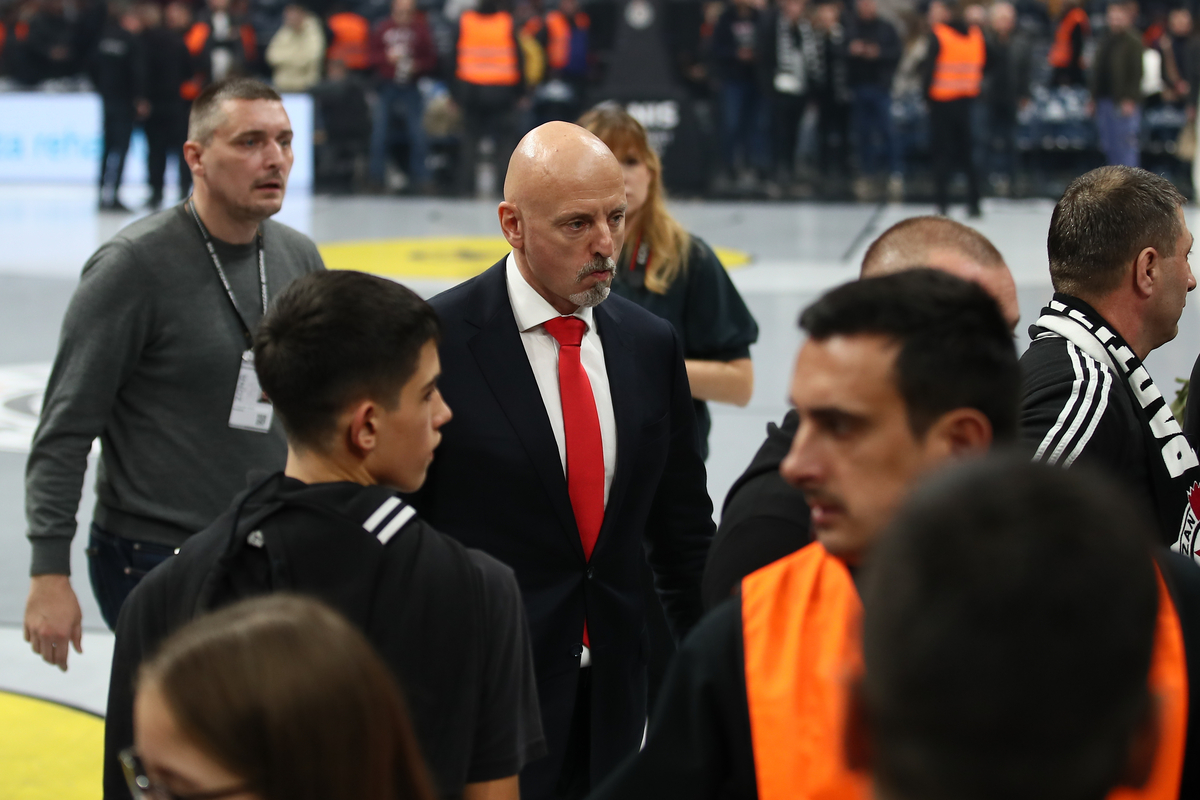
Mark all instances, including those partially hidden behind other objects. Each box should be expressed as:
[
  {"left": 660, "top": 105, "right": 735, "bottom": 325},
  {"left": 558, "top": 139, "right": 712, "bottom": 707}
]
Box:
[{"left": 27, "top": 203, "right": 325, "bottom": 575}]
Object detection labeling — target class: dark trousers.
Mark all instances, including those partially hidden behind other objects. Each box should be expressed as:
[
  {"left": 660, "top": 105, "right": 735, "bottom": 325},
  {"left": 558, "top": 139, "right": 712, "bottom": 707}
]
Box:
[
  {"left": 370, "top": 82, "right": 429, "bottom": 185},
  {"left": 144, "top": 102, "right": 187, "bottom": 203},
  {"left": 852, "top": 84, "right": 898, "bottom": 176},
  {"left": 770, "top": 90, "right": 807, "bottom": 176},
  {"left": 457, "top": 100, "right": 519, "bottom": 195},
  {"left": 815, "top": 94, "right": 851, "bottom": 176},
  {"left": 555, "top": 666, "right": 592, "bottom": 800},
  {"left": 86, "top": 524, "right": 175, "bottom": 630},
  {"left": 929, "top": 97, "right": 980, "bottom": 213},
  {"left": 99, "top": 99, "right": 136, "bottom": 204},
  {"left": 986, "top": 105, "right": 1018, "bottom": 178},
  {"left": 720, "top": 78, "right": 769, "bottom": 171}
]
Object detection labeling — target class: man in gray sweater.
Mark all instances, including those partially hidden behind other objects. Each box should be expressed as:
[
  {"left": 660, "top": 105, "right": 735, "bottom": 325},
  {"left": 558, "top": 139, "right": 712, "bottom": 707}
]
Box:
[{"left": 23, "top": 77, "right": 325, "bottom": 670}]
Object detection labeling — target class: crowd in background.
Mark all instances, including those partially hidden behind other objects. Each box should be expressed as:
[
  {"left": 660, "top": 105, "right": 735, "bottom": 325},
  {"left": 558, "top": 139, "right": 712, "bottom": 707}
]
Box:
[{"left": 1, "top": 0, "right": 1200, "bottom": 202}]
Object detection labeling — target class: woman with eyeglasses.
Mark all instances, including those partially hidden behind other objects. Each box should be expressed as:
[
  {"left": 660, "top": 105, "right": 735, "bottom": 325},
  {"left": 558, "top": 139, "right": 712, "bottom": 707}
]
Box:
[{"left": 120, "top": 594, "right": 436, "bottom": 800}]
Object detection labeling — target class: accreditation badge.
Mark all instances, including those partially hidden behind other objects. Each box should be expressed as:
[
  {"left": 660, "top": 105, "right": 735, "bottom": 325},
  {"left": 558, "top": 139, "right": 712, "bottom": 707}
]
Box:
[{"left": 228, "top": 350, "right": 274, "bottom": 433}]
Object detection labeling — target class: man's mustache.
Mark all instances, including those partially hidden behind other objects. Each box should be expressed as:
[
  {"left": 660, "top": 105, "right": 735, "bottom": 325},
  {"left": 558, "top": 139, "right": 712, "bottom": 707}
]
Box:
[{"left": 575, "top": 257, "right": 617, "bottom": 281}]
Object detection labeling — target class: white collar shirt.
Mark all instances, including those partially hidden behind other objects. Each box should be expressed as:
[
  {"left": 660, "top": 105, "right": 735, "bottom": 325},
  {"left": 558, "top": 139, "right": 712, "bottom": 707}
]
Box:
[{"left": 505, "top": 252, "right": 617, "bottom": 507}]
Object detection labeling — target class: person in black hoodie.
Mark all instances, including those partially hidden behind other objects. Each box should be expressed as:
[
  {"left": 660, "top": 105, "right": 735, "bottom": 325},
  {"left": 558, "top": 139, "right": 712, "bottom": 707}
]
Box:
[
  {"left": 713, "top": 0, "right": 768, "bottom": 185},
  {"left": 139, "top": 1, "right": 192, "bottom": 210},
  {"left": 90, "top": 1, "right": 148, "bottom": 212}
]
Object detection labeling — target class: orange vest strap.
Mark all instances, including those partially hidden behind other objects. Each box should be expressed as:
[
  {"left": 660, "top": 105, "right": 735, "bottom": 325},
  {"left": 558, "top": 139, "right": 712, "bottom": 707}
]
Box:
[
  {"left": 545, "top": 11, "right": 570, "bottom": 69},
  {"left": 1109, "top": 564, "right": 1189, "bottom": 800},
  {"left": 457, "top": 11, "right": 520, "bottom": 86},
  {"left": 240, "top": 23, "right": 257, "bottom": 62},
  {"left": 741, "top": 542, "right": 870, "bottom": 800},
  {"left": 929, "top": 23, "right": 984, "bottom": 101},
  {"left": 327, "top": 13, "right": 370, "bottom": 69},
  {"left": 184, "top": 21, "right": 210, "bottom": 56},
  {"left": 1048, "top": 7, "right": 1089, "bottom": 68}
]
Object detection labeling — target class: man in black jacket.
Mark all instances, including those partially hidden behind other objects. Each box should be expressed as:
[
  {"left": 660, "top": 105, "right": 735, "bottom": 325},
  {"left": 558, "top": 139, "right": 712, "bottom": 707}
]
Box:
[
  {"left": 846, "top": 0, "right": 900, "bottom": 200},
  {"left": 139, "top": 2, "right": 192, "bottom": 209},
  {"left": 1021, "top": 166, "right": 1200, "bottom": 554},
  {"left": 104, "top": 271, "right": 546, "bottom": 800},
  {"left": 91, "top": 2, "right": 148, "bottom": 212}
]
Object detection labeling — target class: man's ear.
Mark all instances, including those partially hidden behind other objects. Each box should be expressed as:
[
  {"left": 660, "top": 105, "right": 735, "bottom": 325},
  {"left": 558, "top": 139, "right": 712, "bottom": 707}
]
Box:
[
  {"left": 1134, "top": 246, "right": 1159, "bottom": 300},
  {"left": 346, "top": 400, "right": 379, "bottom": 457},
  {"left": 498, "top": 202, "right": 524, "bottom": 250},
  {"left": 925, "top": 408, "right": 993, "bottom": 458},
  {"left": 183, "top": 141, "right": 204, "bottom": 179},
  {"left": 1118, "top": 694, "right": 1161, "bottom": 790},
  {"left": 844, "top": 676, "right": 874, "bottom": 775}
]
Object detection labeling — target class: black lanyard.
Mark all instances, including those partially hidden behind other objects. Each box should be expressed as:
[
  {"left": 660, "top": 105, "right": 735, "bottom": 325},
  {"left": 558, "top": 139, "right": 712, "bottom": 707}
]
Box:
[{"left": 188, "top": 199, "right": 267, "bottom": 347}]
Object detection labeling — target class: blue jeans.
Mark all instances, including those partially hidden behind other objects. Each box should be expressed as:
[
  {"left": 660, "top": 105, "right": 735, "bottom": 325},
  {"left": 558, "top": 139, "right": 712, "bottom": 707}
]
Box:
[
  {"left": 86, "top": 524, "right": 175, "bottom": 630},
  {"left": 721, "top": 79, "right": 769, "bottom": 171},
  {"left": 1096, "top": 98, "right": 1141, "bottom": 167},
  {"left": 851, "top": 85, "right": 898, "bottom": 176},
  {"left": 369, "top": 82, "right": 429, "bottom": 185}
]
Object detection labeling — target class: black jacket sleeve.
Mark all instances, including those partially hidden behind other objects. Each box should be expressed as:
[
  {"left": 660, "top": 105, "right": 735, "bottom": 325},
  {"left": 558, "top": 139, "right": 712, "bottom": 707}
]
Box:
[
  {"left": 643, "top": 325, "right": 717, "bottom": 642},
  {"left": 590, "top": 597, "right": 757, "bottom": 800}
]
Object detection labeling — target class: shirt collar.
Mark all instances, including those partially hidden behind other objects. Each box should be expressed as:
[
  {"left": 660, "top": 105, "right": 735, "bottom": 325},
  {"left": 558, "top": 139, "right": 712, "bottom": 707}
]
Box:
[{"left": 505, "top": 252, "right": 595, "bottom": 334}]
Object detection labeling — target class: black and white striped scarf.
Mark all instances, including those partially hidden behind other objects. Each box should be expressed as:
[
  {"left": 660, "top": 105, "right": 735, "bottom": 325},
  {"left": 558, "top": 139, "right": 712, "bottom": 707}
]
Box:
[{"left": 1033, "top": 294, "right": 1200, "bottom": 558}]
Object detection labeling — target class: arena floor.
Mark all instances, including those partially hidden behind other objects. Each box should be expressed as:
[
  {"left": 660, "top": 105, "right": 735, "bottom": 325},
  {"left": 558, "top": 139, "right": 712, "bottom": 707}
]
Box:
[{"left": 3, "top": 185, "right": 1200, "bottom": 795}]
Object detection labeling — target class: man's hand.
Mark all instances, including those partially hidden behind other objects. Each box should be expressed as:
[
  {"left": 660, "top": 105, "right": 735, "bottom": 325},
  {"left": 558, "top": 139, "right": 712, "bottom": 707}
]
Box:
[
  {"left": 24, "top": 575, "right": 83, "bottom": 672},
  {"left": 1121, "top": 99, "right": 1137, "bottom": 117}
]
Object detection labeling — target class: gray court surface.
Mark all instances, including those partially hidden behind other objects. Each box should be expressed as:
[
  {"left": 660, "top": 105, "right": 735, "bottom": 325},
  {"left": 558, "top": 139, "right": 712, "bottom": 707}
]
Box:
[{"left": 2, "top": 185, "right": 1199, "bottom": 712}]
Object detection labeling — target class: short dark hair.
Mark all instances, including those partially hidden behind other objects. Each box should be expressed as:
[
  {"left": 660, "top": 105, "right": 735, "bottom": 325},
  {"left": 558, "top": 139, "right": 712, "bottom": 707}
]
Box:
[
  {"left": 1048, "top": 166, "right": 1184, "bottom": 298},
  {"left": 798, "top": 269, "right": 1019, "bottom": 440},
  {"left": 860, "top": 215, "right": 1005, "bottom": 277},
  {"left": 188, "top": 77, "right": 283, "bottom": 144},
  {"left": 254, "top": 271, "right": 440, "bottom": 451},
  {"left": 861, "top": 457, "right": 1158, "bottom": 800}
]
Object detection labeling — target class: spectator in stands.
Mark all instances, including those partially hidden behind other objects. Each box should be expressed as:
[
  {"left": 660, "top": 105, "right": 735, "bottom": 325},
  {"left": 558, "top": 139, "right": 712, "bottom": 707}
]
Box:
[
  {"left": 757, "top": 0, "right": 814, "bottom": 194},
  {"left": 312, "top": 58, "right": 373, "bottom": 189},
  {"left": 983, "top": 1, "right": 1031, "bottom": 196},
  {"left": 1158, "top": 7, "right": 1200, "bottom": 114},
  {"left": 265, "top": 4, "right": 324, "bottom": 92},
  {"left": 1092, "top": 0, "right": 1144, "bottom": 167},
  {"left": 1049, "top": 0, "right": 1089, "bottom": 87},
  {"left": 713, "top": 0, "right": 768, "bottom": 189},
  {"left": 369, "top": 0, "right": 436, "bottom": 193},
  {"left": 20, "top": 0, "right": 78, "bottom": 84},
  {"left": 123, "top": 595, "right": 437, "bottom": 800},
  {"left": 924, "top": 0, "right": 986, "bottom": 217},
  {"left": 166, "top": 0, "right": 196, "bottom": 197},
  {"left": 325, "top": 4, "right": 372, "bottom": 74},
  {"left": 452, "top": 0, "right": 525, "bottom": 196},
  {"left": 846, "top": 0, "right": 900, "bottom": 201},
  {"left": 812, "top": 0, "right": 853, "bottom": 188},
  {"left": 523, "top": 0, "right": 591, "bottom": 124},
  {"left": 188, "top": 0, "right": 257, "bottom": 84},
  {"left": 140, "top": 2, "right": 192, "bottom": 210},
  {"left": 91, "top": 1, "right": 149, "bottom": 213}
]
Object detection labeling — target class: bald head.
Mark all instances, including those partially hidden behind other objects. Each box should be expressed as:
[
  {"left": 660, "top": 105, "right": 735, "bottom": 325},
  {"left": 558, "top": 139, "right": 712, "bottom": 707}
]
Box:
[
  {"left": 498, "top": 122, "right": 628, "bottom": 315},
  {"left": 504, "top": 121, "right": 624, "bottom": 211},
  {"left": 861, "top": 216, "right": 1020, "bottom": 331}
]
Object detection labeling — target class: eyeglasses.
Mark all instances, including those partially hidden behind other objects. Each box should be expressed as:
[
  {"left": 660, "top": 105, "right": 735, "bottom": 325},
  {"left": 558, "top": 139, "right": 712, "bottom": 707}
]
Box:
[{"left": 119, "top": 748, "right": 252, "bottom": 800}]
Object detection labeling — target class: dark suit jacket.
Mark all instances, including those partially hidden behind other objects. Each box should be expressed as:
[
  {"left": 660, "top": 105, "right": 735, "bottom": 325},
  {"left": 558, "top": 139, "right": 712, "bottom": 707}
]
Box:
[{"left": 411, "top": 259, "right": 714, "bottom": 796}]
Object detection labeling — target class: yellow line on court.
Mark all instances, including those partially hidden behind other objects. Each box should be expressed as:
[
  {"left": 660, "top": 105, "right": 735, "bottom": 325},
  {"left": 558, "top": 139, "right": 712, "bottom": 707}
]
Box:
[
  {"left": 0, "top": 690, "right": 102, "bottom": 798},
  {"left": 319, "top": 236, "right": 752, "bottom": 279}
]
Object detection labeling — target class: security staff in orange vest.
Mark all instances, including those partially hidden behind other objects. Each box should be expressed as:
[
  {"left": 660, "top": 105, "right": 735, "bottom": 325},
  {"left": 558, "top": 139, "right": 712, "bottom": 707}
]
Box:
[
  {"left": 588, "top": 270, "right": 1015, "bottom": 800},
  {"left": 1049, "top": 0, "right": 1089, "bottom": 86},
  {"left": 453, "top": 0, "right": 526, "bottom": 195},
  {"left": 923, "top": 0, "right": 986, "bottom": 217},
  {"left": 847, "top": 458, "right": 1181, "bottom": 800},
  {"left": 590, "top": 269, "right": 1200, "bottom": 800},
  {"left": 523, "top": 0, "right": 590, "bottom": 121}
]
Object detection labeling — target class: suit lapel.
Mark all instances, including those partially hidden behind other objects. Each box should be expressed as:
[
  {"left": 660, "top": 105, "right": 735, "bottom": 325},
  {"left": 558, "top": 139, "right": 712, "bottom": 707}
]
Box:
[
  {"left": 594, "top": 301, "right": 639, "bottom": 555},
  {"left": 465, "top": 262, "right": 584, "bottom": 557}
]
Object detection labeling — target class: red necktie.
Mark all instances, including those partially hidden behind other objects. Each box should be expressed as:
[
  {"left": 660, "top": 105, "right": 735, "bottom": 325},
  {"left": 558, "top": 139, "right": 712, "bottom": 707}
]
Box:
[{"left": 543, "top": 316, "right": 605, "bottom": 647}]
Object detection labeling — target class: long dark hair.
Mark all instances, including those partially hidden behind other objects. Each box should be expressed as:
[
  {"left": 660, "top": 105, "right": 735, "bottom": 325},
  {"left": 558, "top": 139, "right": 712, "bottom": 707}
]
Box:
[{"left": 138, "top": 594, "right": 436, "bottom": 800}]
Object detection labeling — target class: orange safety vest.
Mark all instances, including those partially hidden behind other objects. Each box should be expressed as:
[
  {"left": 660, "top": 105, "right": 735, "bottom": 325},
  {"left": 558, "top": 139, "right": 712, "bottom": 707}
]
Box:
[
  {"left": 327, "top": 11, "right": 370, "bottom": 71},
  {"left": 1049, "top": 7, "right": 1090, "bottom": 68},
  {"left": 741, "top": 541, "right": 1190, "bottom": 800},
  {"left": 544, "top": 10, "right": 588, "bottom": 70},
  {"left": 456, "top": 10, "right": 520, "bottom": 86},
  {"left": 929, "top": 23, "right": 985, "bottom": 101}
]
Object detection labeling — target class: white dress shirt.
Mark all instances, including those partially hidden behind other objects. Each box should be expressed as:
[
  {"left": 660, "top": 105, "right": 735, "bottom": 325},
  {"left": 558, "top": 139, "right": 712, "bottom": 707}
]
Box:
[{"left": 505, "top": 253, "right": 618, "bottom": 507}]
